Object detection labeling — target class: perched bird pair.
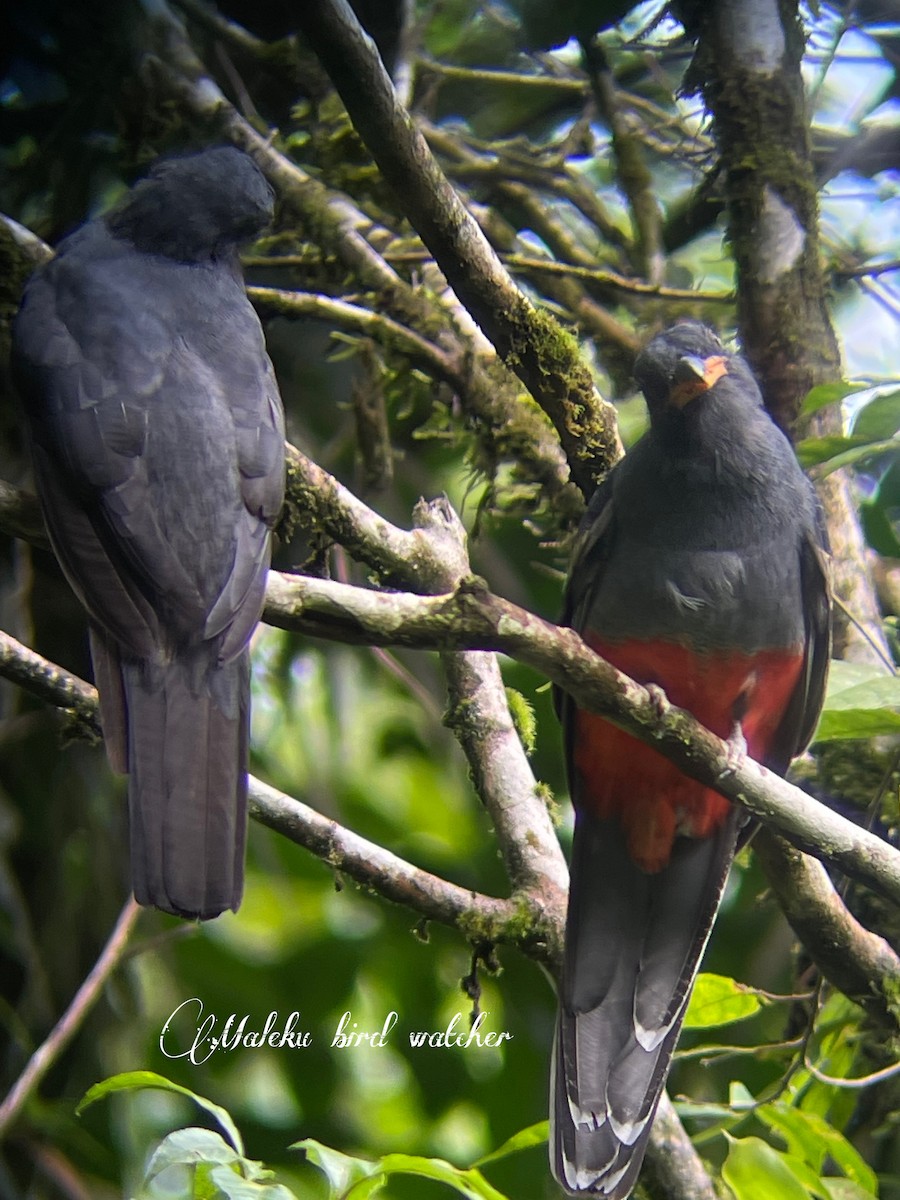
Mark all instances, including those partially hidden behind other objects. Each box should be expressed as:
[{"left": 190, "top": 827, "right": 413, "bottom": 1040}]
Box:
[
  {"left": 13, "top": 147, "right": 285, "bottom": 921},
  {"left": 13, "top": 146, "right": 829, "bottom": 1200},
  {"left": 552, "top": 322, "right": 831, "bottom": 1196}
]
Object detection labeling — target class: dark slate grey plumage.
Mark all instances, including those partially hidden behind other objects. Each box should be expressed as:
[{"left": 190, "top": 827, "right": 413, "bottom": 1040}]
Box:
[
  {"left": 553, "top": 323, "right": 830, "bottom": 1196},
  {"left": 13, "top": 147, "right": 285, "bottom": 919}
]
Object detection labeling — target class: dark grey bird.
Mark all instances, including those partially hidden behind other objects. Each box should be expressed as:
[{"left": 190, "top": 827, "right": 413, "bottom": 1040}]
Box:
[
  {"left": 553, "top": 323, "right": 830, "bottom": 1196},
  {"left": 12, "top": 147, "right": 286, "bottom": 920}
]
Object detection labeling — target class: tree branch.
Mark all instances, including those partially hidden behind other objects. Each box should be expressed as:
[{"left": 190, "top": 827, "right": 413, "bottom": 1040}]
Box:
[
  {"left": 419, "top": 118, "right": 632, "bottom": 256},
  {"left": 500, "top": 256, "right": 731, "bottom": 303},
  {"left": 3, "top": 452, "right": 899, "bottom": 980},
  {"left": 0, "top": 631, "right": 100, "bottom": 737},
  {"left": 580, "top": 36, "right": 665, "bottom": 285},
  {"left": 292, "top": 0, "right": 621, "bottom": 495},
  {"left": 753, "top": 829, "right": 899, "bottom": 1027},
  {"left": 249, "top": 779, "right": 561, "bottom": 965},
  {"left": 642, "top": 1092, "right": 720, "bottom": 1200},
  {"left": 690, "top": 1, "right": 841, "bottom": 430},
  {"left": 0, "top": 479, "right": 47, "bottom": 548},
  {"left": 4, "top": 565, "right": 899, "bottom": 1014},
  {"left": 285, "top": 443, "right": 490, "bottom": 595},
  {"left": 260, "top": 570, "right": 900, "bottom": 914},
  {"left": 249, "top": 288, "right": 462, "bottom": 385},
  {"left": 251, "top": 288, "right": 574, "bottom": 503},
  {"left": 335, "top": 493, "right": 570, "bottom": 901},
  {"left": 0, "top": 898, "right": 141, "bottom": 1140},
  {"left": 442, "top": 648, "right": 567, "bottom": 896},
  {"left": 171, "top": 0, "right": 274, "bottom": 58},
  {"left": 415, "top": 121, "right": 640, "bottom": 368},
  {"left": 0, "top": 628, "right": 560, "bottom": 963}
]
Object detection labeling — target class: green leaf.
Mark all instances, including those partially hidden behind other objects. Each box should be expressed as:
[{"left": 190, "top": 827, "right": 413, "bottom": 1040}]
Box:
[
  {"left": 144, "top": 1127, "right": 242, "bottom": 1175},
  {"left": 794, "top": 435, "right": 864, "bottom": 469},
  {"left": 795, "top": 435, "right": 897, "bottom": 475},
  {"left": 207, "top": 1165, "right": 298, "bottom": 1199},
  {"left": 815, "top": 706, "right": 900, "bottom": 741},
  {"left": 722, "top": 1136, "right": 813, "bottom": 1200},
  {"left": 682, "top": 973, "right": 764, "bottom": 1029},
  {"left": 729, "top": 1081, "right": 758, "bottom": 1110},
  {"left": 342, "top": 1176, "right": 389, "bottom": 1200},
  {"left": 756, "top": 1104, "right": 877, "bottom": 1194},
  {"left": 78, "top": 1071, "right": 244, "bottom": 1155},
  {"left": 141, "top": 1130, "right": 297, "bottom": 1200},
  {"left": 850, "top": 387, "right": 900, "bottom": 440},
  {"left": 296, "top": 1139, "right": 513, "bottom": 1200},
  {"left": 473, "top": 1121, "right": 548, "bottom": 1168},
  {"left": 673, "top": 1099, "right": 743, "bottom": 1122},
  {"left": 793, "top": 994, "right": 864, "bottom": 1126},
  {"left": 860, "top": 499, "right": 900, "bottom": 558},
  {"left": 378, "top": 1153, "right": 510, "bottom": 1200},
  {"left": 814, "top": 660, "right": 900, "bottom": 742},
  {"left": 756, "top": 1105, "right": 826, "bottom": 1174},
  {"left": 821, "top": 1181, "right": 881, "bottom": 1200},
  {"left": 293, "top": 1139, "right": 380, "bottom": 1195},
  {"left": 800, "top": 381, "right": 870, "bottom": 418}
]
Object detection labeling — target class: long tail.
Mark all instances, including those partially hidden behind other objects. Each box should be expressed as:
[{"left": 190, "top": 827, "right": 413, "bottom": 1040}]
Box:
[
  {"left": 91, "top": 629, "right": 249, "bottom": 920},
  {"left": 551, "top": 809, "right": 739, "bottom": 1197}
]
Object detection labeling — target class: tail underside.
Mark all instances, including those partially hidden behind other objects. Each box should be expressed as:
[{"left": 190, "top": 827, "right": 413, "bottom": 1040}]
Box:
[
  {"left": 91, "top": 629, "right": 250, "bottom": 920},
  {"left": 552, "top": 809, "right": 739, "bottom": 1196}
]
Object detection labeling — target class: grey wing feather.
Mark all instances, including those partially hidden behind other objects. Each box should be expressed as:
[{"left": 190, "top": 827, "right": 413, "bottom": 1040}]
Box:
[
  {"left": 793, "top": 526, "right": 832, "bottom": 752},
  {"left": 15, "top": 235, "right": 284, "bottom": 658},
  {"left": 15, "top": 259, "right": 211, "bottom": 651},
  {"left": 559, "top": 476, "right": 615, "bottom": 632},
  {"left": 207, "top": 337, "right": 285, "bottom": 660},
  {"left": 236, "top": 362, "right": 286, "bottom": 521},
  {"left": 766, "top": 517, "right": 832, "bottom": 773}
]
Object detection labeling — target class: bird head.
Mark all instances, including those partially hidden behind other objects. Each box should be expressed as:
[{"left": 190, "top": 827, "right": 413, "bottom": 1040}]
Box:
[
  {"left": 107, "top": 146, "right": 275, "bottom": 262},
  {"left": 634, "top": 321, "right": 733, "bottom": 410}
]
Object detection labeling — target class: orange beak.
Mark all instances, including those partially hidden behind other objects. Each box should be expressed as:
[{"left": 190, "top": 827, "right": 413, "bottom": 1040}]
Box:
[{"left": 668, "top": 355, "right": 728, "bottom": 408}]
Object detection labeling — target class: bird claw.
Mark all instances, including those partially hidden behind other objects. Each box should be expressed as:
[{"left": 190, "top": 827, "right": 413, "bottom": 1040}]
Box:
[
  {"left": 718, "top": 723, "right": 747, "bottom": 780},
  {"left": 645, "top": 683, "right": 670, "bottom": 719}
]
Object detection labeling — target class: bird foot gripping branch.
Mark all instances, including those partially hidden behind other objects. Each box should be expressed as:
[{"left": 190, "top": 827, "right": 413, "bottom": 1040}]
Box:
[
  {"left": 643, "top": 682, "right": 670, "bottom": 722},
  {"left": 718, "top": 723, "right": 749, "bottom": 782},
  {"left": 552, "top": 322, "right": 830, "bottom": 1198}
]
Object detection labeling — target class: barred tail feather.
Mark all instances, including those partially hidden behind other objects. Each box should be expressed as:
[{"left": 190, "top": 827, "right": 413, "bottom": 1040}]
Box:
[{"left": 551, "top": 810, "right": 739, "bottom": 1196}]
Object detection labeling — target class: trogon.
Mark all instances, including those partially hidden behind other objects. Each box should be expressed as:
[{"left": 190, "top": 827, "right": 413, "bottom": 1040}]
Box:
[
  {"left": 552, "top": 322, "right": 831, "bottom": 1197},
  {"left": 12, "top": 147, "right": 285, "bottom": 921}
]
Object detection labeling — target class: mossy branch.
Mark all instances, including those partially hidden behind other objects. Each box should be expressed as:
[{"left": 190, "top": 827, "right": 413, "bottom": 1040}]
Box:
[{"left": 293, "top": 0, "right": 621, "bottom": 496}]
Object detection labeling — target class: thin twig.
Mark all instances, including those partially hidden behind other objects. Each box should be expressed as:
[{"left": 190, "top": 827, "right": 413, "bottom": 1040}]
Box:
[
  {"left": 172, "top": 0, "right": 271, "bottom": 56},
  {"left": 501, "top": 254, "right": 732, "bottom": 302},
  {"left": 803, "top": 1056, "right": 900, "bottom": 1089},
  {"left": 580, "top": 36, "right": 665, "bottom": 284},
  {"left": 417, "top": 59, "right": 586, "bottom": 95},
  {"left": 0, "top": 898, "right": 141, "bottom": 1139},
  {"left": 833, "top": 257, "right": 900, "bottom": 280}
]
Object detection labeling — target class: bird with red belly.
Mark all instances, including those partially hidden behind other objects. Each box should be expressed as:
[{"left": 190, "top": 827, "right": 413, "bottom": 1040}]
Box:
[{"left": 552, "top": 322, "right": 831, "bottom": 1197}]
